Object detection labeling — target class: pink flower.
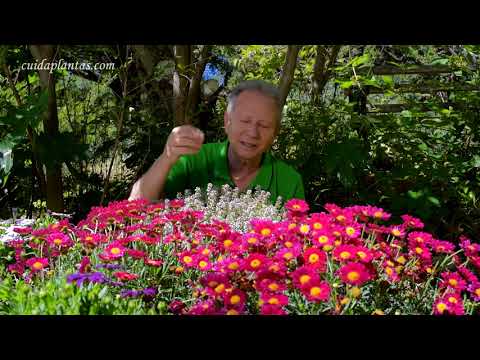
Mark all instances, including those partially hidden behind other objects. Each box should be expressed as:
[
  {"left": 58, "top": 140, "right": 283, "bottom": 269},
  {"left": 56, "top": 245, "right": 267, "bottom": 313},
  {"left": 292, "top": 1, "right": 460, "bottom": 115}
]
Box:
[
  {"left": 303, "top": 247, "right": 327, "bottom": 271},
  {"left": 126, "top": 249, "right": 146, "bottom": 259},
  {"left": 26, "top": 257, "right": 49, "bottom": 272},
  {"left": 259, "top": 304, "right": 287, "bottom": 315},
  {"left": 259, "top": 293, "right": 289, "bottom": 307},
  {"left": 79, "top": 256, "right": 91, "bottom": 273},
  {"left": 285, "top": 199, "right": 310, "bottom": 213},
  {"left": 46, "top": 232, "right": 74, "bottom": 249},
  {"left": 338, "top": 262, "right": 371, "bottom": 286},
  {"left": 400, "top": 214, "right": 424, "bottom": 229},
  {"left": 440, "top": 272, "right": 467, "bottom": 292},
  {"left": 144, "top": 258, "right": 163, "bottom": 267},
  {"left": 430, "top": 240, "right": 455, "bottom": 254},
  {"left": 333, "top": 244, "right": 358, "bottom": 262},
  {"left": 113, "top": 271, "right": 139, "bottom": 281},
  {"left": 302, "top": 281, "right": 331, "bottom": 302},
  {"left": 291, "top": 265, "right": 320, "bottom": 290},
  {"left": 103, "top": 242, "right": 126, "bottom": 259},
  {"left": 468, "top": 282, "right": 480, "bottom": 302}
]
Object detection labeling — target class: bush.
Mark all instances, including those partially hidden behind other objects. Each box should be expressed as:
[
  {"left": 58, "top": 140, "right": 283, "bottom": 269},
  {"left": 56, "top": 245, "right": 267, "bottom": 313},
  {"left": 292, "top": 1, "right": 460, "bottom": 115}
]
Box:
[{"left": 1, "top": 186, "right": 479, "bottom": 315}]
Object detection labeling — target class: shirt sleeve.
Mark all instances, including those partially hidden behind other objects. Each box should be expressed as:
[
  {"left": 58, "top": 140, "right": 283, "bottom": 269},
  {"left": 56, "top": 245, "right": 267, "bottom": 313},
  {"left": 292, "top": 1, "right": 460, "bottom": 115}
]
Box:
[
  {"left": 292, "top": 174, "right": 306, "bottom": 200},
  {"left": 163, "top": 155, "right": 190, "bottom": 200}
]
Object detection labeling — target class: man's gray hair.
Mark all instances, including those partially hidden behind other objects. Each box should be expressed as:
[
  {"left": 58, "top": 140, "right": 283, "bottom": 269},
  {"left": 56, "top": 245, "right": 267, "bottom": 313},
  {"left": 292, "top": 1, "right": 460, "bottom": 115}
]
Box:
[{"left": 226, "top": 80, "right": 282, "bottom": 130}]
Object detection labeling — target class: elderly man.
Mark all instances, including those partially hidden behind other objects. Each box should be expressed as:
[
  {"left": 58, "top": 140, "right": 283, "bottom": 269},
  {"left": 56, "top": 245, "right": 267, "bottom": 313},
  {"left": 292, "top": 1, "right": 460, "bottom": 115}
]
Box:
[{"left": 129, "top": 80, "right": 304, "bottom": 203}]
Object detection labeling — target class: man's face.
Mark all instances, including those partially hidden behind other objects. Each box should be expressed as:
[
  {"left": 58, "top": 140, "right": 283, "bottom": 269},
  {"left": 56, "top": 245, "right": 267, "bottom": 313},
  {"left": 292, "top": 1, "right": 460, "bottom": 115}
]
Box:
[{"left": 224, "top": 90, "right": 279, "bottom": 162}]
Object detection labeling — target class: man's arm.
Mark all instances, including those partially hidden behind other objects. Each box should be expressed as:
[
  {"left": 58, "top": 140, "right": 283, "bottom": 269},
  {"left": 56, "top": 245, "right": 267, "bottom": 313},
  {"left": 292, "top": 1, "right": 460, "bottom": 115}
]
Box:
[
  {"left": 129, "top": 153, "right": 176, "bottom": 201},
  {"left": 128, "top": 125, "right": 204, "bottom": 201}
]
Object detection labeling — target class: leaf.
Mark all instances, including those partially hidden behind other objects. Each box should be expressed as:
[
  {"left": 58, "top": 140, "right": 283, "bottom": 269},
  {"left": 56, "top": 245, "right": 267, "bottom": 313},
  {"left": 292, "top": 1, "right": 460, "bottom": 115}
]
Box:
[
  {"left": 471, "top": 155, "right": 480, "bottom": 168},
  {"left": 427, "top": 196, "right": 441, "bottom": 207}
]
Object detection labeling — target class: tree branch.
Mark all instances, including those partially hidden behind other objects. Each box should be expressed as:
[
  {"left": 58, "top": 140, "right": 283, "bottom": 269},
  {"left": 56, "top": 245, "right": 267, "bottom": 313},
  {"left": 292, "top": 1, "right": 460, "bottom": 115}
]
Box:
[{"left": 278, "top": 45, "right": 301, "bottom": 108}]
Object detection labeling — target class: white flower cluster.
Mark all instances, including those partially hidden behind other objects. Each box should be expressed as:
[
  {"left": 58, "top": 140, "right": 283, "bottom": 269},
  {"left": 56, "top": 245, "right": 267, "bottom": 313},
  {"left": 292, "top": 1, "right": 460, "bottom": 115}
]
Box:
[
  {"left": 178, "top": 183, "right": 285, "bottom": 232},
  {"left": 0, "top": 218, "right": 35, "bottom": 243}
]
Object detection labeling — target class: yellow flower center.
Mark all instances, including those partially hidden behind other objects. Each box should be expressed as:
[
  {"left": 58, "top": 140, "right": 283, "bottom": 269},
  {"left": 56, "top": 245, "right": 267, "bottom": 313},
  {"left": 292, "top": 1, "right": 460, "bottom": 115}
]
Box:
[
  {"left": 351, "top": 287, "right": 361, "bottom": 298},
  {"left": 199, "top": 261, "right": 208, "bottom": 268},
  {"left": 323, "top": 245, "right": 333, "bottom": 251},
  {"left": 374, "top": 211, "right": 383, "bottom": 219},
  {"left": 386, "top": 260, "right": 395, "bottom": 267},
  {"left": 336, "top": 215, "right": 346, "bottom": 222},
  {"left": 309, "top": 253, "right": 320, "bottom": 263},
  {"left": 53, "top": 238, "right": 63, "bottom": 245},
  {"left": 313, "top": 222, "right": 322, "bottom": 230},
  {"left": 223, "top": 240, "right": 233, "bottom": 248},
  {"left": 226, "top": 309, "right": 239, "bottom": 315},
  {"left": 300, "top": 275, "right": 311, "bottom": 285},
  {"left": 283, "top": 252, "right": 294, "bottom": 260},
  {"left": 415, "top": 247, "right": 423, "bottom": 254},
  {"left": 230, "top": 295, "right": 241, "bottom": 305},
  {"left": 268, "top": 297, "right": 279, "bottom": 305},
  {"left": 288, "top": 223, "right": 297, "bottom": 230},
  {"left": 392, "top": 229, "right": 401, "bottom": 236},
  {"left": 357, "top": 251, "right": 366, "bottom": 259},
  {"left": 385, "top": 267, "right": 393, "bottom": 276},
  {"left": 250, "top": 259, "right": 261, "bottom": 268},
  {"left": 214, "top": 284, "right": 225, "bottom": 294},
  {"left": 448, "top": 296, "right": 458, "bottom": 304},
  {"left": 299, "top": 224, "right": 310, "bottom": 234},
  {"left": 340, "top": 251, "right": 351, "bottom": 259},
  {"left": 292, "top": 204, "right": 301, "bottom": 210},
  {"left": 261, "top": 228, "right": 271, "bottom": 236},
  {"left": 347, "top": 271, "right": 360, "bottom": 282},
  {"left": 247, "top": 237, "right": 258, "bottom": 244},
  {"left": 110, "top": 247, "right": 121, "bottom": 255},
  {"left": 346, "top": 227, "right": 355, "bottom": 236},
  {"left": 33, "top": 261, "right": 43, "bottom": 270},
  {"left": 85, "top": 236, "right": 93, "bottom": 242},
  {"left": 228, "top": 262, "right": 239, "bottom": 270},
  {"left": 269, "top": 264, "right": 280, "bottom": 272},
  {"left": 208, "top": 281, "right": 218, "bottom": 288},
  {"left": 415, "top": 237, "right": 424, "bottom": 243},
  {"left": 396, "top": 256, "right": 406, "bottom": 264},
  {"left": 183, "top": 256, "right": 193, "bottom": 264},
  {"left": 202, "top": 249, "right": 210, "bottom": 255},
  {"left": 268, "top": 283, "right": 279, "bottom": 291},
  {"left": 310, "top": 287, "right": 322, "bottom": 297},
  {"left": 448, "top": 279, "right": 458, "bottom": 287},
  {"left": 284, "top": 241, "right": 293, "bottom": 248},
  {"left": 436, "top": 303, "right": 447, "bottom": 313},
  {"left": 475, "top": 288, "right": 480, "bottom": 296},
  {"left": 340, "top": 297, "right": 350, "bottom": 305},
  {"left": 318, "top": 235, "right": 329, "bottom": 244}
]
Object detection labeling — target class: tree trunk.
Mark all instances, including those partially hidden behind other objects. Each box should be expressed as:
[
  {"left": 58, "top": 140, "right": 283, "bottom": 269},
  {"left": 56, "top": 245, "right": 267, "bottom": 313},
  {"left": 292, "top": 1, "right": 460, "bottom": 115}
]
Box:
[
  {"left": 29, "top": 45, "right": 64, "bottom": 212},
  {"left": 185, "top": 45, "right": 212, "bottom": 124},
  {"left": 278, "top": 45, "right": 301, "bottom": 108},
  {"left": 173, "top": 45, "right": 191, "bottom": 125},
  {"left": 2, "top": 63, "right": 47, "bottom": 197},
  {"left": 312, "top": 45, "right": 341, "bottom": 104}
]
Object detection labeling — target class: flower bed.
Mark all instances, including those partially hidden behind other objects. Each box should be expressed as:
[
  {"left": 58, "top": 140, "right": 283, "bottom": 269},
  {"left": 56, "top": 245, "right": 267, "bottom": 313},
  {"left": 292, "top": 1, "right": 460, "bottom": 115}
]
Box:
[{"left": 1, "top": 187, "right": 479, "bottom": 315}]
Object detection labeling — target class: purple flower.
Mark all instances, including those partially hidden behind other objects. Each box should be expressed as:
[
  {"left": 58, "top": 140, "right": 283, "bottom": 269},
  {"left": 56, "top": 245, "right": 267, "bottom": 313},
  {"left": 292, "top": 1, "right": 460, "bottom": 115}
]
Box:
[
  {"left": 142, "top": 288, "right": 157, "bottom": 300},
  {"left": 95, "top": 263, "right": 123, "bottom": 270},
  {"left": 67, "top": 272, "right": 106, "bottom": 286},
  {"left": 120, "top": 289, "right": 142, "bottom": 298}
]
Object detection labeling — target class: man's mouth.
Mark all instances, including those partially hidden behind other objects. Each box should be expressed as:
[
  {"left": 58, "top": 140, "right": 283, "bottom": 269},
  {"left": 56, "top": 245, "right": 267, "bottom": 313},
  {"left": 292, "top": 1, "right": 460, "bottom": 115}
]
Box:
[{"left": 240, "top": 141, "right": 257, "bottom": 149}]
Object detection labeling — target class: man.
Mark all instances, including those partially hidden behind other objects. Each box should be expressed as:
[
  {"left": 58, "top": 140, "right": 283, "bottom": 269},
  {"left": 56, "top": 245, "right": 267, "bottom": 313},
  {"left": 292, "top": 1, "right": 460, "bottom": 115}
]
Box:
[{"left": 129, "top": 80, "right": 304, "bottom": 204}]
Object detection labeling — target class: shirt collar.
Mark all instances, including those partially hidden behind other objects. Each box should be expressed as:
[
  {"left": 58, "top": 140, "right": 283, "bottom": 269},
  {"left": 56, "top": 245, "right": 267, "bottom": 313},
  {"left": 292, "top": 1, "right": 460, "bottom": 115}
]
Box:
[{"left": 217, "top": 139, "right": 273, "bottom": 191}]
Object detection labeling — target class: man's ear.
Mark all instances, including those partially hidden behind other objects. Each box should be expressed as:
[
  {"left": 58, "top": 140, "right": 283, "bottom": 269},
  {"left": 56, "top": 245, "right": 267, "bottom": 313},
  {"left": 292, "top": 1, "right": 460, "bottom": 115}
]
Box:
[{"left": 224, "top": 112, "right": 230, "bottom": 131}]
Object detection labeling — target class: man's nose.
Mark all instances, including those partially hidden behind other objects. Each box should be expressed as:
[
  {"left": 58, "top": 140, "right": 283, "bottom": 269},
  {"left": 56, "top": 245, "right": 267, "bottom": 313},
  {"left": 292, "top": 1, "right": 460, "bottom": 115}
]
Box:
[{"left": 246, "top": 124, "right": 260, "bottom": 139}]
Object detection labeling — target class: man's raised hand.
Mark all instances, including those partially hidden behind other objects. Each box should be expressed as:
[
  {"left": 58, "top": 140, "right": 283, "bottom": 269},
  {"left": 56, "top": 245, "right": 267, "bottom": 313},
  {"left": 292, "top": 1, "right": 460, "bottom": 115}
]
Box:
[{"left": 162, "top": 125, "right": 205, "bottom": 166}]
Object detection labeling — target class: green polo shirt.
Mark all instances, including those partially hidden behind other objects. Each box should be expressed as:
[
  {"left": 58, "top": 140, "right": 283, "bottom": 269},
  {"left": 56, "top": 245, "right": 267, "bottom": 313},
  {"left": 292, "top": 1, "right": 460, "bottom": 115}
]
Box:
[{"left": 164, "top": 140, "right": 304, "bottom": 204}]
